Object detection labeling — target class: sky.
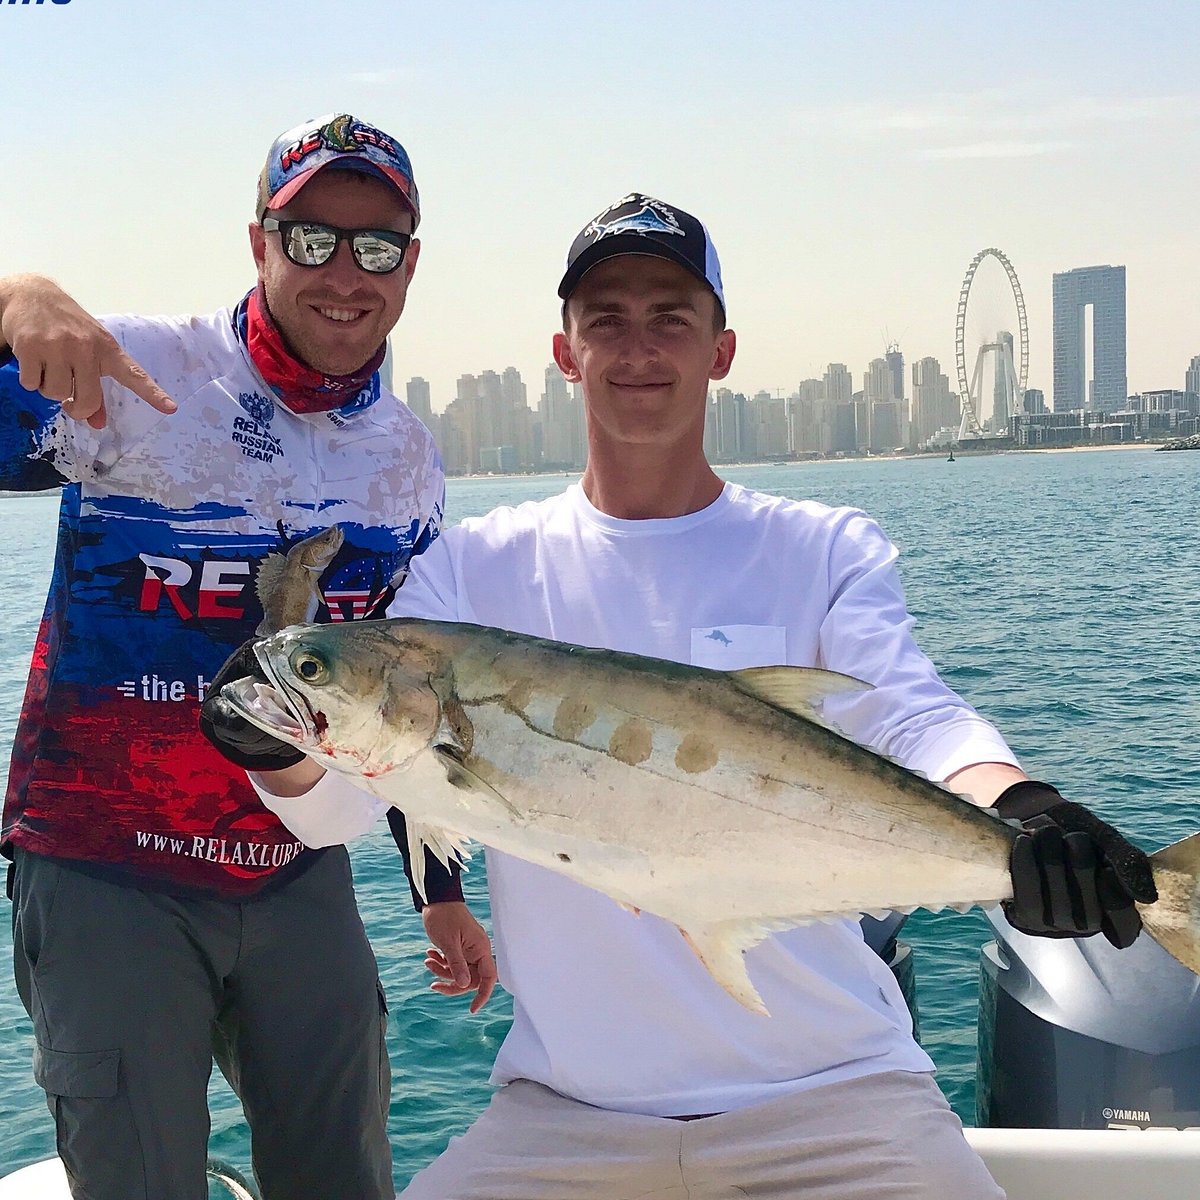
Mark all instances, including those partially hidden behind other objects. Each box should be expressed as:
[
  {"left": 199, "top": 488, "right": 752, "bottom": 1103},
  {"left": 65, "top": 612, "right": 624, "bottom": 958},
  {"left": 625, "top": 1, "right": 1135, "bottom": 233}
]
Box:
[{"left": 3, "top": 1, "right": 1198, "bottom": 411}]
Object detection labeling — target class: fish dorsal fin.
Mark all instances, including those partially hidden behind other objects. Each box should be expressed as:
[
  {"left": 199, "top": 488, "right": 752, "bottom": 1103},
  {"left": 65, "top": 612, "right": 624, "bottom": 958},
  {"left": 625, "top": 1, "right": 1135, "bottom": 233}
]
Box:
[
  {"left": 728, "top": 665, "right": 872, "bottom": 728},
  {"left": 254, "top": 552, "right": 289, "bottom": 612},
  {"left": 404, "top": 817, "right": 473, "bottom": 905}
]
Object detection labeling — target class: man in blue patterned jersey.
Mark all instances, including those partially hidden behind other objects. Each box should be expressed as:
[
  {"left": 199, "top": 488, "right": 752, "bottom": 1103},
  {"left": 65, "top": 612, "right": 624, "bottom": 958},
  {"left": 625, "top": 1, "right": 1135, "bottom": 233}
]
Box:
[{"left": 0, "top": 114, "right": 494, "bottom": 1199}]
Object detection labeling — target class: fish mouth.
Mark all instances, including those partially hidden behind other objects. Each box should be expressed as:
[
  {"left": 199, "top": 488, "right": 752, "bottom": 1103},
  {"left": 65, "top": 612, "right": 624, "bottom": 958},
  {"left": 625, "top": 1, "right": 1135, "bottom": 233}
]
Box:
[{"left": 220, "top": 645, "right": 324, "bottom": 748}]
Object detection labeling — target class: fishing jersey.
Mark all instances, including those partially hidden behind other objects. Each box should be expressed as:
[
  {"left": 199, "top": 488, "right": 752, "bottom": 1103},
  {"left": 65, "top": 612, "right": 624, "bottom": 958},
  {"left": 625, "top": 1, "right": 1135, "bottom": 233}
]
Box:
[{"left": 0, "top": 309, "right": 444, "bottom": 896}]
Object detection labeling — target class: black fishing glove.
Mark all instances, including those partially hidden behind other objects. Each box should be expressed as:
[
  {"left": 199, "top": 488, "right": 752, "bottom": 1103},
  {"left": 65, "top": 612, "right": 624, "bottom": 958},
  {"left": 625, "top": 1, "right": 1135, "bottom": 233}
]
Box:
[
  {"left": 997, "top": 780, "right": 1157, "bottom": 949},
  {"left": 198, "top": 639, "right": 305, "bottom": 772}
]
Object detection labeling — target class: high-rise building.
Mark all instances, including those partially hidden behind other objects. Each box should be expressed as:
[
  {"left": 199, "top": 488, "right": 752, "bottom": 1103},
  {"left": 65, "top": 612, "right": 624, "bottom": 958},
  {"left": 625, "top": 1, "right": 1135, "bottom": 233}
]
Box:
[
  {"left": 864, "top": 359, "right": 895, "bottom": 404},
  {"left": 1052, "top": 265, "right": 1127, "bottom": 412},
  {"left": 991, "top": 330, "right": 1019, "bottom": 431},
  {"left": 440, "top": 374, "right": 482, "bottom": 474},
  {"left": 1186, "top": 355, "right": 1200, "bottom": 398},
  {"left": 885, "top": 344, "right": 905, "bottom": 401},
  {"left": 461, "top": 367, "right": 535, "bottom": 472},
  {"left": 864, "top": 358, "right": 902, "bottom": 451},
  {"left": 789, "top": 378, "right": 828, "bottom": 454},
  {"left": 710, "top": 388, "right": 746, "bottom": 460},
  {"left": 911, "top": 357, "right": 959, "bottom": 447},
  {"left": 831, "top": 399, "right": 858, "bottom": 453},
  {"left": 703, "top": 392, "right": 719, "bottom": 459},
  {"left": 823, "top": 363, "right": 853, "bottom": 404},
  {"left": 476, "top": 369, "right": 506, "bottom": 458},
  {"left": 405, "top": 376, "right": 433, "bottom": 425},
  {"left": 1022, "top": 387, "right": 1046, "bottom": 415},
  {"left": 746, "top": 391, "right": 788, "bottom": 458},
  {"left": 539, "top": 364, "right": 585, "bottom": 468},
  {"left": 823, "top": 364, "right": 856, "bottom": 453},
  {"left": 500, "top": 366, "right": 533, "bottom": 469}
]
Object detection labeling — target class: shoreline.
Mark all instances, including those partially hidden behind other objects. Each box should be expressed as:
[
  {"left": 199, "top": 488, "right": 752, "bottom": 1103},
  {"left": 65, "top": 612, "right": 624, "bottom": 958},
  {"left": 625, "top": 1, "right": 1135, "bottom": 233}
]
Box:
[
  {"left": 443, "top": 441, "right": 1161, "bottom": 482},
  {"left": 1, "top": 443, "right": 1166, "bottom": 499}
]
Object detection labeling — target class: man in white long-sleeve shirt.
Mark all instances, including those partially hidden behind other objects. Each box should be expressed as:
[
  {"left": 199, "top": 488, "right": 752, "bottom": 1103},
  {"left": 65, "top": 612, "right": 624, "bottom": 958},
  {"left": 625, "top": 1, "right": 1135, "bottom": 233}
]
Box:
[{"left": 225, "top": 193, "right": 1155, "bottom": 1198}]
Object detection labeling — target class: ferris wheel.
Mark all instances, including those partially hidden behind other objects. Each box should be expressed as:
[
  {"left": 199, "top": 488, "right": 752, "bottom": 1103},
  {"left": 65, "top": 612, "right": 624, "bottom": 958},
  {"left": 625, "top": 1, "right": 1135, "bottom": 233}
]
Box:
[{"left": 954, "top": 248, "right": 1029, "bottom": 440}]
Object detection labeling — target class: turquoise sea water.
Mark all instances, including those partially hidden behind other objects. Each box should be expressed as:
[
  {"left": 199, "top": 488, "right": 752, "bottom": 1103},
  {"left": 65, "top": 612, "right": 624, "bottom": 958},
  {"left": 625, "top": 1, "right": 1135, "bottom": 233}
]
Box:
[{"left": 1, "top": 448, "right": 1198, "bottom": 1186}]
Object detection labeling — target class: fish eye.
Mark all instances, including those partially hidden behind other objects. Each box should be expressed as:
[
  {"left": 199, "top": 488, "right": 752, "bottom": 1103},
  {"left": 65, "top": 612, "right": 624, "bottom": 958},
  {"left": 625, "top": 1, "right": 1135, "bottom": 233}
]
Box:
[{"left": 290, "top": 648, "right": 330, "bottom": 685}]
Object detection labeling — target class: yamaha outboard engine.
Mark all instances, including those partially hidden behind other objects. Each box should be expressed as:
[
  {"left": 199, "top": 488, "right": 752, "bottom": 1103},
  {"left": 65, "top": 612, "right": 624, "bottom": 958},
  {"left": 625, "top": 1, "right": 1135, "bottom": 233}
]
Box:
[{"left": 977, "top": 908, "right": 1200, "bottom": 1128}]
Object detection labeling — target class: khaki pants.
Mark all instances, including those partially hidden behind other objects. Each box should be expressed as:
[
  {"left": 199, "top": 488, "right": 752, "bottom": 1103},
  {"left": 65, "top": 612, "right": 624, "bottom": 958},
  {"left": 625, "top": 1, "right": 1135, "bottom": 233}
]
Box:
[
  {"left": 402, "top": 1072, "right": 1005, "bottom": 1200},
  {"left": 11, "top": 847, "right": 393, "bottom": 1200}
]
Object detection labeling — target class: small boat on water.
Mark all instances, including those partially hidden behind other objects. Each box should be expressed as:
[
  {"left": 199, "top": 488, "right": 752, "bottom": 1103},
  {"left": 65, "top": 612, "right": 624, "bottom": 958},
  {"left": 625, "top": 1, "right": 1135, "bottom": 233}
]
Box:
[
  {"left": 948, "top": 449, "right": 956, "bottom": 462},
  {"left": 5, "top": 923, "right": 1200, "bottom": 1199}
]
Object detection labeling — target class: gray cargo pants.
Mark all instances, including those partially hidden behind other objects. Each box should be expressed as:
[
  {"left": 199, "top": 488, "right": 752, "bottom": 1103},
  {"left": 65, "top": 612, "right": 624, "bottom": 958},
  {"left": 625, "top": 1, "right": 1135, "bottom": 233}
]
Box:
[{"left": 10, "top": 846, "right": 393, "bottom": 1200}]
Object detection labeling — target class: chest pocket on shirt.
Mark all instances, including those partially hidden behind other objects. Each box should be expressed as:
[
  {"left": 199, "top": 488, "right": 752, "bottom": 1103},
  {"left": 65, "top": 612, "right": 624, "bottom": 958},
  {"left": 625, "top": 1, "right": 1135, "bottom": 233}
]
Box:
[{"left": 690, "top": 624, "right": 787, "bottom": 670}]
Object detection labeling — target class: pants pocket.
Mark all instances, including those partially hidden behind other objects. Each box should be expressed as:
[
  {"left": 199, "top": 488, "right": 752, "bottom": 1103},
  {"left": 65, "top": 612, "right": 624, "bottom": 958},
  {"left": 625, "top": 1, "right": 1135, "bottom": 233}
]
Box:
[
  {"left": 34, "top": 1045, "right": 150, "bottom": 1198},
  {"left": 34, "top": 1045, "right": 120, "bottom": 1099}
]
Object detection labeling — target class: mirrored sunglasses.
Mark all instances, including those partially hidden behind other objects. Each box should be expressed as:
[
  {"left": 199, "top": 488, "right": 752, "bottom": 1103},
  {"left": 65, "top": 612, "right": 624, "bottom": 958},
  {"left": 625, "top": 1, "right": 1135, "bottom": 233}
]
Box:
[{"left": 261, "top": 217, "right": 412, "bottom": 275}]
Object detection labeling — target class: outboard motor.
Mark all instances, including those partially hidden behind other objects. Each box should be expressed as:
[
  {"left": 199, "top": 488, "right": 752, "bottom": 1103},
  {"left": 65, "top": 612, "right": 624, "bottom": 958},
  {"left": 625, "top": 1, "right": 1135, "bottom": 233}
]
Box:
[{"left": 977, "top": 908, "right": 1200, "bottom": 1129}]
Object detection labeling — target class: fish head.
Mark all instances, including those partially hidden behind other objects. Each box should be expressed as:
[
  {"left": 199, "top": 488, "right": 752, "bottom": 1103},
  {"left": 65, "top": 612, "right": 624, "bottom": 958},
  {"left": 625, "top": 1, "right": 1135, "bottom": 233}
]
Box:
[
  {"left": 299, "top": 523, "right": 344, "bottom": 569},
  {"left": 221, "top": 622, "right": 444, "bottom": 776}
]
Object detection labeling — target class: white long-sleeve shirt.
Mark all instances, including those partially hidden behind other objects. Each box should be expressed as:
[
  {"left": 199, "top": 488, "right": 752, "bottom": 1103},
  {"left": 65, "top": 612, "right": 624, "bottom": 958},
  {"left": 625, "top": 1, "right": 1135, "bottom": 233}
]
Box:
[{"left": 265, "top": 481, "right": 1018, "bottom": 1115}]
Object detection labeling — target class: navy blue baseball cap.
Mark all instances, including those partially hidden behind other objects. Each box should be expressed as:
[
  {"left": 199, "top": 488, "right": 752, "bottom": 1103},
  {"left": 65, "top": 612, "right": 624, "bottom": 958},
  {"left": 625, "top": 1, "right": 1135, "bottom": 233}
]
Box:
[
  {"left": 256, "top": 113, "right": 420, "bottom": 227},
  {"left": 558, "top": 193, "right": 725, "bottom": 316}
]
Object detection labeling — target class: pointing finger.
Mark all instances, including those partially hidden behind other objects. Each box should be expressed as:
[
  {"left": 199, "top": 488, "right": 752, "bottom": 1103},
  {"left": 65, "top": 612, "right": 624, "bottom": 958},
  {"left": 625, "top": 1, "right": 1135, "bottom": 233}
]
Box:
[{"left": 105, "top": 344, "right": 176, "bottom": 414}]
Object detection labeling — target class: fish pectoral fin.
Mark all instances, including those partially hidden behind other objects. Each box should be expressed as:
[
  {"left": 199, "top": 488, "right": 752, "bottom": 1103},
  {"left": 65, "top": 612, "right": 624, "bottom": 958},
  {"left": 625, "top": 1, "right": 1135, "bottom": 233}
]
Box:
[
  {"left": 432, "top": 743, "right": 524, "bottom": 821},
  {"left": 728, "top": 665, "right": 872, "bottom": 729},
  {"left": 679, "top": 923, "right": 772, "bottom": 1017},
  {"left": 405, "top": 819, "right": 472, "bottom": 905}
]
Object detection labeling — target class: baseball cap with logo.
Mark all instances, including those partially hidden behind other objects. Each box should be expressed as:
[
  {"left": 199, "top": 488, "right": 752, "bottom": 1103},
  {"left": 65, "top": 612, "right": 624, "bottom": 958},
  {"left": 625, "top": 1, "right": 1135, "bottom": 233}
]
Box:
[
  {"left": 256, "top": 113, "right": 420, "bottom": 227},
  {"left": 557, "top": 193, "right": 725, "bottom": 316}
]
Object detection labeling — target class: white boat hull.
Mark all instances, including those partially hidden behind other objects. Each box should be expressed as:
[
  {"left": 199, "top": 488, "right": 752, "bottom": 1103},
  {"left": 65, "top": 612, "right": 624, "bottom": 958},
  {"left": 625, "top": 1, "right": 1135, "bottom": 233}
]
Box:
[{"left": 4, "top": 1134, "right": 1199, "bottom": 1199}]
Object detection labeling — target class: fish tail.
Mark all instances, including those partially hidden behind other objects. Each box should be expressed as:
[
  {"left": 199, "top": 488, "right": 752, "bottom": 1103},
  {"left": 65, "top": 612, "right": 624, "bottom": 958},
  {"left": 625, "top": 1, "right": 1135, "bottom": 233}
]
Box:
[{"left": 1140, "top": 832, "right": 1200, "bottom": 973}]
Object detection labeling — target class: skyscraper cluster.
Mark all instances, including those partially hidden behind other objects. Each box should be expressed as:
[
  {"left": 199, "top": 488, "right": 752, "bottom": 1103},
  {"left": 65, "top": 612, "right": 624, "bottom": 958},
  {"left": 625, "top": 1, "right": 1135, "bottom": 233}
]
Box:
[
  {"left": 407, "top": 366, "right": 586, "bottom": 474},
  {"left": 399, "top": 259, "right": 1197, "bottom": 471},
  {"left": 702, "top": 349, "right": 962, "bottom": 463}
]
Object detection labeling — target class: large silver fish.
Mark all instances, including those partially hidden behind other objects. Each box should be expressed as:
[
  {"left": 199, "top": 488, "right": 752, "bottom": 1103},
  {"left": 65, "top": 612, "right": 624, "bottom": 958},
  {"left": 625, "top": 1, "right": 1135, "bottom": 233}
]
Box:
[{"left": 223, "top": 618, "right": 1200, "bottom": 1014}]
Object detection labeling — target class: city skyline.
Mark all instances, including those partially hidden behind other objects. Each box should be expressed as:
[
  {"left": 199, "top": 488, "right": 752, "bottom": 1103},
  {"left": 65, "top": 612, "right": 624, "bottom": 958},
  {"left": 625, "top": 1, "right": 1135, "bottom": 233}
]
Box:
[
  {"left": 6, "top": 3, "right": 1200, "bottom": 407},
  {"left": 401, "top": 338, "right": 1199, "bottom": 475},
  {"left": 389, "top": 320, "right": 1199, "bottom": 426}
]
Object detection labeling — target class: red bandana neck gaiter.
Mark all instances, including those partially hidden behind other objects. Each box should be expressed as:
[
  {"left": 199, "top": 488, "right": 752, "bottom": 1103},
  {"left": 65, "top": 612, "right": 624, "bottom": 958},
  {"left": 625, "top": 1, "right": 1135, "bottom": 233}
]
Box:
[{"left": 234, "top": 284, "right": 385, "bottom": 415}]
